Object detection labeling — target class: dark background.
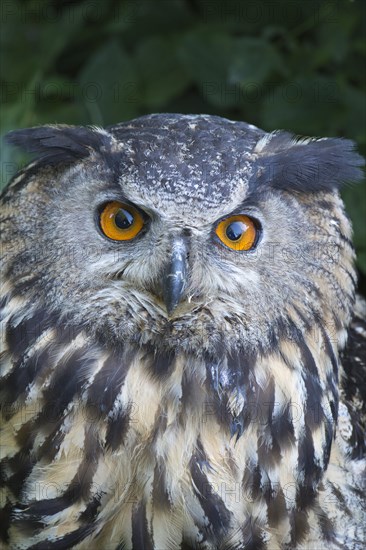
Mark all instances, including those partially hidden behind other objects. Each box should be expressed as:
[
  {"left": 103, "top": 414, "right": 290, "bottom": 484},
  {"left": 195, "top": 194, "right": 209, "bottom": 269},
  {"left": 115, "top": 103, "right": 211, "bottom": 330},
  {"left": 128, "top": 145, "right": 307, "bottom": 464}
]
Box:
[{"left": 1, "top": 0, "right": 365, "bottom": 290}]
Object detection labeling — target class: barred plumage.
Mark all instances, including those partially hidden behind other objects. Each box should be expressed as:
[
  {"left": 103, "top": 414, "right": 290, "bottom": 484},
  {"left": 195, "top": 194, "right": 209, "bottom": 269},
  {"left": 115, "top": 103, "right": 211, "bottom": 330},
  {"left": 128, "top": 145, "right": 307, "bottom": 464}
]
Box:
[{"left": 1, "top": 114, "right": 365, "bottom": 549}]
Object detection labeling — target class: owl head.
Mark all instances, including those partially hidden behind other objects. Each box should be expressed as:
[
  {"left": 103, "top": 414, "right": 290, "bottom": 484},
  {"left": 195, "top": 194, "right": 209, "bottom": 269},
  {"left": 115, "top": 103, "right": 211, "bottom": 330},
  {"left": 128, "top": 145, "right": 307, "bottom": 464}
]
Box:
[{"left": 2, "top": 114, "right": 363, "bottom": 362}]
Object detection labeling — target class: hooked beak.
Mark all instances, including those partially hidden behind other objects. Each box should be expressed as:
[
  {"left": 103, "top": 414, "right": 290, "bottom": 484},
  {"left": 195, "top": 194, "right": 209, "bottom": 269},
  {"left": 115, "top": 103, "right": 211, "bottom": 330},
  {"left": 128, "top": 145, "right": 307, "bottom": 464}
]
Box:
[{"left": 162, "top": 236, "right": 188, "bottom": 316}]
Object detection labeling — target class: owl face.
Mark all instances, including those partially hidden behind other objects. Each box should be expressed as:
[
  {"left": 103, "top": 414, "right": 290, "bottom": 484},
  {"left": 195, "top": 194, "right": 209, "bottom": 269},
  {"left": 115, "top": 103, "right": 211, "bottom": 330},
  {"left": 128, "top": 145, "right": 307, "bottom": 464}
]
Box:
[{"left": 2, "top": 115, "right": 363, "bottom": 357}]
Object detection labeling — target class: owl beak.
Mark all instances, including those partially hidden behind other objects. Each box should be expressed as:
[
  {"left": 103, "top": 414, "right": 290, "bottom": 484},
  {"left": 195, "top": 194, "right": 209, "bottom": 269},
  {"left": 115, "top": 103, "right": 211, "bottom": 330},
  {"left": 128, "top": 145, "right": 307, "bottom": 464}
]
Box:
[{"left": 163, "top": 236, "right": 188, "bottom": 316}]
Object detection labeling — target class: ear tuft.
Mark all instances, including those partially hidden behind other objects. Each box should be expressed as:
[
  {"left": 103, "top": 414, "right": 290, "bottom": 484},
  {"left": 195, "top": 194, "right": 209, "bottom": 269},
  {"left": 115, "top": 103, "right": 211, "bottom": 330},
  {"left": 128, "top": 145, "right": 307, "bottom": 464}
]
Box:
[
  {"left": 255, "top": 132, "right": 364, "bottom": 193},
  {"left": 6, "top": 125, "right": 113, "bottom": 168}
]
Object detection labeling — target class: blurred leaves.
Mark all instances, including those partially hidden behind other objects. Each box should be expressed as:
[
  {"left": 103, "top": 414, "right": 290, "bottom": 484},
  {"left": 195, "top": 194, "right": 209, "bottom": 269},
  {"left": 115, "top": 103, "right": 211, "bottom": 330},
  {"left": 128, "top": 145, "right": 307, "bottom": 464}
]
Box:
[
  {"left": 79, "top": 40, "right": 139, "bottom": 124},
  {"left": 136, "top": 36, "right": 190, "bottom": 109},
  {"left": 1, "top": 0, "right": 365, "bottom": 277}
]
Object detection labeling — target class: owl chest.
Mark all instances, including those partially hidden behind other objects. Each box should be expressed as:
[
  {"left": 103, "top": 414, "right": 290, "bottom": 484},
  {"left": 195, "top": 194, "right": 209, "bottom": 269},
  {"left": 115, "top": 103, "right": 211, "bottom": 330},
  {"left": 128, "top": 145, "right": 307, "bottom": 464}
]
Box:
[
  {"left": 116, "top": 352, "right": 211, "bottom": 488},
  {"left": 91, "top": 352, "right": 245, "bottom": 546}
]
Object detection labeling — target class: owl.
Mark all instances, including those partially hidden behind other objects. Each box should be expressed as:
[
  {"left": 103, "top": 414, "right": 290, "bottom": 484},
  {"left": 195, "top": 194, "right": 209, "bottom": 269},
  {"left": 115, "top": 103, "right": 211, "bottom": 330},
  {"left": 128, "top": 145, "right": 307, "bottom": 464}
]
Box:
[{"left": 0, "top": 114, "right": 365, "bottom": 550}]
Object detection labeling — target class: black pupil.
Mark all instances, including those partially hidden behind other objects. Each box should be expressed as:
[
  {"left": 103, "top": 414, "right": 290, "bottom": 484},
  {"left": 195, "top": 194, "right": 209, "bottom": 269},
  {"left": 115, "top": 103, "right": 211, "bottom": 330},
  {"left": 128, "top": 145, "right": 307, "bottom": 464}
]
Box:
[
  {"left": 225, "top": 221, "right": 246, "bottom": 241},
  {"left": 114, "top": 208, "right": 134, "bottom": 229}
]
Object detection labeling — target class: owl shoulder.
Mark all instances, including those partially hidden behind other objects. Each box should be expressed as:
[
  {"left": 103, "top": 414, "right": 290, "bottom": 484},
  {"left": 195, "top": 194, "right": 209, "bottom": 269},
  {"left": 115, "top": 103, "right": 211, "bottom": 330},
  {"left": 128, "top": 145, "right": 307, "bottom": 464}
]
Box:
[{"left": 339, "top": 294, "right": 366, "bottom": 459}]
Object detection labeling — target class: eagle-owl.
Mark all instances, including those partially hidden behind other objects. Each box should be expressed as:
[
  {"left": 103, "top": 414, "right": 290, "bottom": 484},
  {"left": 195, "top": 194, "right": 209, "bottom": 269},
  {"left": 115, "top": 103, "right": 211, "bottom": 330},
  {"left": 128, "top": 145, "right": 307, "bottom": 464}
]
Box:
[{"left": 1, "top": 114, "right": 365, "bottom": 549}]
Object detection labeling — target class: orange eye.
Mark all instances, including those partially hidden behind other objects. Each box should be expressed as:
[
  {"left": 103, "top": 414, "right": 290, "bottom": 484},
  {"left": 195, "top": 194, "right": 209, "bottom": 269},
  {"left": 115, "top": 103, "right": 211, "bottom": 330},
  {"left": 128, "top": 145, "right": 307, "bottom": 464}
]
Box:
[
  {"left": 99, "top": 201, "right": 144, "bottom": 241},
  {"left": 215, "top": 215, "right": 258, "bottom": 251}
]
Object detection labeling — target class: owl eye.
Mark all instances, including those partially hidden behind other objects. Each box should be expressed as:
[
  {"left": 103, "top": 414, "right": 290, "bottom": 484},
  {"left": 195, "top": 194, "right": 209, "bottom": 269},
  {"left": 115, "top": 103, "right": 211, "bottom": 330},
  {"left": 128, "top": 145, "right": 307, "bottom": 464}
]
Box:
[
  {"left": 99, "top": 201, "right": 144, "bottom": 241},
  {"left": 215, "top": 215, "right": 258, "bottom": 251}
]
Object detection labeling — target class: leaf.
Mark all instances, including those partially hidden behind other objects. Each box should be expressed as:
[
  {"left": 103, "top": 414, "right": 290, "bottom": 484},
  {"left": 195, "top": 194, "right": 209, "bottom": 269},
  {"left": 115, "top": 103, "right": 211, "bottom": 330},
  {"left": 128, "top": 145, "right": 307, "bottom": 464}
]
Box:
[
  {"left": 135, "top": 36, "right": 191, "bottom": 108},
  {"left": 78, "top": 40, "right": 140, "bottom": 125},
  {"left": 106, "top": 0, "right": 193, "bottom": 37},
  {"left": 178, "top": 29, "right": 237, "bottom": 108},
  {"left": 341, "top": 85, "right": 366, "bottom": 145},
  {"left": 228, "top": 37, "right": 285, "bottom": 86},
  {"left": 1, "top": 1, "right": 92, "bottom": 87},
  {"left": 260, "top": 76, "right": 344, "bottom": 135},
  {"left": 315, "top": 9, "right": 355, "bottom": 66},
  {"left": 356, "top": 251, "right": 366, "bottom": 276},
  {"left": 342, "top": 180, "right": 366, "bottom": 276}
]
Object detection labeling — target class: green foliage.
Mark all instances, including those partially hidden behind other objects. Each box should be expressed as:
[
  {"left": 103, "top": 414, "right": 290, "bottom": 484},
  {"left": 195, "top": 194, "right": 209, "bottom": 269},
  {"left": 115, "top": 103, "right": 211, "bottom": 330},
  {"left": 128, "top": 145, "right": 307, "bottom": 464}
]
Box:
[{"left": 1, "top": 0, "right": 365, "bottom": 277}]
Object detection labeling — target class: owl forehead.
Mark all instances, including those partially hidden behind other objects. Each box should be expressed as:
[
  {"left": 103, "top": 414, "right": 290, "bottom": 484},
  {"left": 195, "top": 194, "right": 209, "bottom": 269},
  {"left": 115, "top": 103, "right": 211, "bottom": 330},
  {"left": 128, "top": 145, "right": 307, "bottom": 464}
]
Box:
[{"left": 108, "top": 115, "right": 263, "bottom": 216}]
